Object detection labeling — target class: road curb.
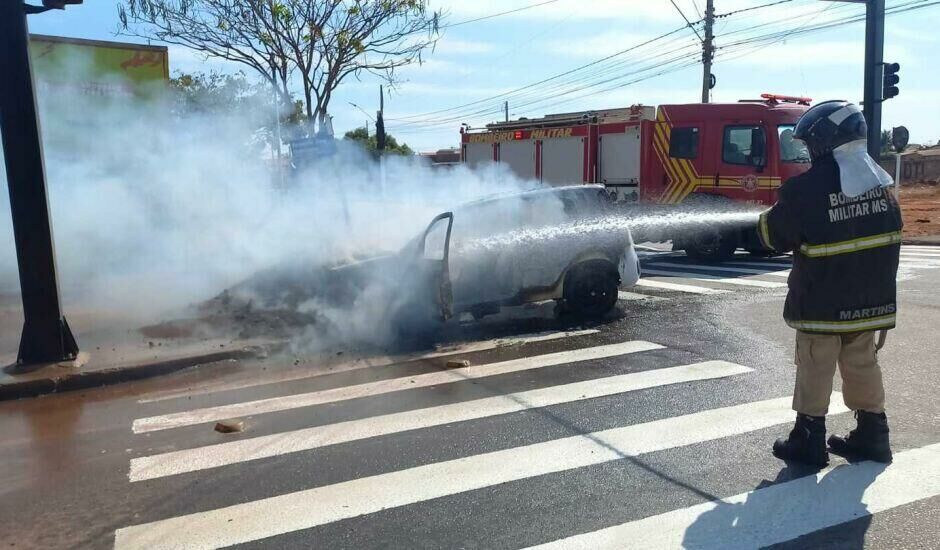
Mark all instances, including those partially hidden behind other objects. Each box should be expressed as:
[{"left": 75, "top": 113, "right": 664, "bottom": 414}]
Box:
[
  {"left": 902, "top": 236, "right": 940, "bottom": 246},
  {"left": 0, "top": 345, "right": 272, "bottom": 401}
]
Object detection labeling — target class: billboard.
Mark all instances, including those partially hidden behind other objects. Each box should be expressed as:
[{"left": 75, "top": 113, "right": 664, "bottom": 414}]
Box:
[{"left": 29, "top": 34, "right": 169, "bottom": 99}]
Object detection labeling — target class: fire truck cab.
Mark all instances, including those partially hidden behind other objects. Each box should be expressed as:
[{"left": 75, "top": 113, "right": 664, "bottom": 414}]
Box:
[{"left": 460, "top": 94, "right": 813, "bottom": 260}]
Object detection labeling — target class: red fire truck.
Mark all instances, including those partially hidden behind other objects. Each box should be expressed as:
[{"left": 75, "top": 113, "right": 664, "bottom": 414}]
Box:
[{"left": 460, "top": 94, "right": 813, "bottom": 260}]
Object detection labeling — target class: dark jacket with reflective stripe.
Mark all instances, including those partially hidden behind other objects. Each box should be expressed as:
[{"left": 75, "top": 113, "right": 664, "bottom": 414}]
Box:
[{"left": 758, "top": 155, "right": 902, "bottom": 333}]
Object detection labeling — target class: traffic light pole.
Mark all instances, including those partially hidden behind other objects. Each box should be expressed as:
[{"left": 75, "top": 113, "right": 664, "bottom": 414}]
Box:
[
  {"left": 0, "top": 1, "right": 79, "bottom": 365},
  {"left": 862, "top": 0, "right": 885, "bottom": 158}
]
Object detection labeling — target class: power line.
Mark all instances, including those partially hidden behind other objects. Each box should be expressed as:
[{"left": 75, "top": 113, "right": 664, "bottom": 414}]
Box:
[
  {"left": 387, "top": 24, "right": 693, "bottom": 123},
  {"left": 390, "top": 0, "right": 816, "bottom": 125},
  {"left": 390, "top": 0, "right": 939, "bottom": 135},
  {"left": 442, "top": 0, "right": 563, "bottom": 29},
  {"left": 715, "top": 0, "right": 796, "bottom": 19},
  {"left": 669, "top": 0, "right": 704, "bottom": 41},
  {"left": 389, "top": 32, "right": 701, "bottom": 128}
]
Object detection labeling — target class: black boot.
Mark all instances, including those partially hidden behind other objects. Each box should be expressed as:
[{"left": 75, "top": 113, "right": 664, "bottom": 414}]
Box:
[
  {"left": 828, "top": 410, "right": 893, "bottom": 463},
  {"left": 773, "top": 414, "right": 828, "bottom": 467}
]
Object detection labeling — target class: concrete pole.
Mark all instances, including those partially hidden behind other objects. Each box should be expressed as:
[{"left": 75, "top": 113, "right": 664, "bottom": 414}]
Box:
[{"left": 701, "top": 0, "right": 715, "bottom": 103}]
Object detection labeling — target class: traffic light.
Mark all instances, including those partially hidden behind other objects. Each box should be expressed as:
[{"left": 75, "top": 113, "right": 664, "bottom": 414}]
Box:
[
  {"left": 882, "top": 62, "right": 900, "bottom": 101},
  {"left": 24, "top": 0, "right": 82, "bottom": 14},
  {"left": 42, "top": 0, "right": 83, "bottom": 8}
]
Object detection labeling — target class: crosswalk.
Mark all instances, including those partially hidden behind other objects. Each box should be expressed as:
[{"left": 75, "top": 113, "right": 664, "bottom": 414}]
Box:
[
  {"left": 617, "top": 245, "right": 940, "bottom": 301},
  {"left": 116, "top": 334, "right": 940, "bottom": 549}
]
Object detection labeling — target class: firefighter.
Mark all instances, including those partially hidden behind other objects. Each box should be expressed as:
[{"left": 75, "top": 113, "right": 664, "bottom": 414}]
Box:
[{"left": 758, "top": 100, "right": 901, "bottom": 467}]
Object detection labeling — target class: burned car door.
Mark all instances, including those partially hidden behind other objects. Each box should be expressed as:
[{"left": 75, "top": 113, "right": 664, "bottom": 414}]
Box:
[{"left": 419, "top": 212, "right": 454, "bottom": 321}]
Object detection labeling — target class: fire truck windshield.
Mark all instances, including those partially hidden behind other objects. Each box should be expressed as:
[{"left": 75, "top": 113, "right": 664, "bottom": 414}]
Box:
[{"left": 778, "top": 125, "right": 811, "bottom": 163}]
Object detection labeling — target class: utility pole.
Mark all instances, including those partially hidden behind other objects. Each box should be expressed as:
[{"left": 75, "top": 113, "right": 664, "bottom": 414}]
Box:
[
  {"left": 862, "top": 0, "right": 886, "bottom": 158},
  {"left": 504, "top": 101, "right": 509, "bottom": 122},
  {"left": 376, "top": 85, "right": 386, "bottom": 152},
  {"left": 269, "top": 56, "right": 282, "bottom": 161},
  {"left": 376, "top": 85, "right": 387, "bottom": 196},
  {"left": 701, "top": 0, "right": 715, "bottom": 103},
  {"left": 0, "top": 0, "right": 79, "bottom": 365},
  {"left": 269, "top": 56, "right": 284, "bottom": 189}
]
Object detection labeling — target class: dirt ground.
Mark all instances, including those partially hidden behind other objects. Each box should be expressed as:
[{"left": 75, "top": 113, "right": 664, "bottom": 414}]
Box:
[{"left": 900, "top": 184, "right": 940, "bottom": 238}]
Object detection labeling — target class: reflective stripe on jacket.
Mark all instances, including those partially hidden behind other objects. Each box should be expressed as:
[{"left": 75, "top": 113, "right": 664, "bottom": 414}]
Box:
[{"left": 758, "top": 155, "right": 902, "bottom": 334}]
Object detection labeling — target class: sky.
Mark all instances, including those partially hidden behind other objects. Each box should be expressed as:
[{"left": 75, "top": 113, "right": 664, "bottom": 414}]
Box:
[{"left": 27, "top": 0, "right": 940, "bottom": 152}]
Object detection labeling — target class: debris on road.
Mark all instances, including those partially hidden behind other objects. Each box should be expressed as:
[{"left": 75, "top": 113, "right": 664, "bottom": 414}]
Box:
[{"left": 214, "top": 419, "right": 245, "bottom": 434}]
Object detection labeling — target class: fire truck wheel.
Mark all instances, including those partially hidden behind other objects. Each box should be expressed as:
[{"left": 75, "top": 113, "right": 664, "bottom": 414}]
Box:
[
  {"left": 562, "top": 261, "right": 619, "bottom": 318},
  {"left": 685, "top": 233, "right": 737, "bottom": 262},
  {"left": 746, "top": 248, "right": 780, "bottom": 258}
]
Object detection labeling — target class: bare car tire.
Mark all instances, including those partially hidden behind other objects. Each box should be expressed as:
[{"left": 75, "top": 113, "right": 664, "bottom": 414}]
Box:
[{"left": 563, "top": 262, "right": 619, "bottom": 319}]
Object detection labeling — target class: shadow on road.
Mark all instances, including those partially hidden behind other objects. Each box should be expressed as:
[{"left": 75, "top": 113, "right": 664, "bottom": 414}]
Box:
[{"left": 682, "top": 461, "right": 886, "bottom": 549}]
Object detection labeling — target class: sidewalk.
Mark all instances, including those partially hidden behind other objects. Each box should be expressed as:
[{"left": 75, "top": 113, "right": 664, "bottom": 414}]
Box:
[{"left": 0, "top": 298, "right": 277, "bottom": 400}]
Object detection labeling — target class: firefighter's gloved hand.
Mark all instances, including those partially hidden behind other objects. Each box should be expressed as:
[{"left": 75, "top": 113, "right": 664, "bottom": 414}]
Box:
[{"left": 833, "top": 139, "right": 894, "bottom": 197}]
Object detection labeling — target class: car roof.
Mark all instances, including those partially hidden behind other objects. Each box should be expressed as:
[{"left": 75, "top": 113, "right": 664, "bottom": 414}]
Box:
[{"left": 456, "top": 184, "right": 606, "bottom": 211}]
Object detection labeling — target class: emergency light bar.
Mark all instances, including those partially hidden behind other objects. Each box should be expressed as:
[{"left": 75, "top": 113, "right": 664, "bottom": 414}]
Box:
[{"left": 760, "top": 93, "right": 812, "bottom": 105}]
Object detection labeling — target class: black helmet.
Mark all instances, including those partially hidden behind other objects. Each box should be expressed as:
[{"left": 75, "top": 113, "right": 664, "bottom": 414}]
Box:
[{"left": 793, "top": 100, "right": 867, "bottom": 160}]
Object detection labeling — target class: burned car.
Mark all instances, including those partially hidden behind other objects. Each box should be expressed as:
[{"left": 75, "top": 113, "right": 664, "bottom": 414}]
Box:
[{"left": 332, "top": 185, "right": 641, "bottom": 338}]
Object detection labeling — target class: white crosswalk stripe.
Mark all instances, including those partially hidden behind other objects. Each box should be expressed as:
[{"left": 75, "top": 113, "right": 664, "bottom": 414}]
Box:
[
  {"left": 528, "top": 442, "right": 940, "bottom": 550},
  {"left": 646, "top": 261, "right": 790, "bottom": 278},
  {"left": 132, "top": 340, "right": 664, "bottom": 433},
  {"left": 136, "top": 329, "right": 601, "bottom": 404},
  {"left": 641, "top": 269, "right": 787, "bottom": 288},
  {"left": 129, "top": 361, "right": 752, "bottom": 482},
  {"left": 119, "top": 327, "right": 940, "bottom": 549},
  {"left": 117, "top": 395, "right": 844, "bottom": 549},
  {"left": 634, "top": 278, "right": 730, "bottom": 295},
  {"left": 723, "top": 259, "right": 792, "bottom": 269},
  {"left": 627, "top": 246, "right": 940, "bottom": 297}
]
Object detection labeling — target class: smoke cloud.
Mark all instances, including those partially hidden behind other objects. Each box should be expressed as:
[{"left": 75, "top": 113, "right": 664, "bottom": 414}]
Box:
[{"left": 0, "top": 81, "right": 542, "bottom": 351}]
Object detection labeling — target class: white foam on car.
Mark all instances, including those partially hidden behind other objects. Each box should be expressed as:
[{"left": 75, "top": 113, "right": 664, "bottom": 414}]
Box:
[{"left": 618, "top": 291, "right": 668, "bottom": 302}]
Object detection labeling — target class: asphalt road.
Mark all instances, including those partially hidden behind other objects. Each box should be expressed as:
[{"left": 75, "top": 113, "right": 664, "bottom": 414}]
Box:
[{"left": 2, "top": 246, "right": 939, "bottom": 549}]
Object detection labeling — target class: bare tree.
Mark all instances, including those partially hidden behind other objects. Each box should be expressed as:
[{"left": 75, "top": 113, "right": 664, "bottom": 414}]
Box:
[{"left": 119, "top": 1, "right": 441, "bottom": 129}]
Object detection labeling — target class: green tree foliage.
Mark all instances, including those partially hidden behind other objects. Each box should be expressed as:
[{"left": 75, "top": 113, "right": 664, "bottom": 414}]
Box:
[
  {"left": 169, "top": 71, "right": 262, "bottom": 115},
  {"left": 169, "top": 70, "right": 307, "bottom": 151},
  {"left": 343, "top": 126, "right": 413, "bottom": 155}
]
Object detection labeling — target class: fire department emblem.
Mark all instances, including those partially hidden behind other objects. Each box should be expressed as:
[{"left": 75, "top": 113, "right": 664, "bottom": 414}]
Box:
[{"left": 741, "top": 174, "right": 759, "bottom": 193}]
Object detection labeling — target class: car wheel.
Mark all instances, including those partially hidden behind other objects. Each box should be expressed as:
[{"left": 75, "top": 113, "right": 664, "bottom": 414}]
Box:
[{"left": 563, "top": 262, "right": 619, "bottom": 319}]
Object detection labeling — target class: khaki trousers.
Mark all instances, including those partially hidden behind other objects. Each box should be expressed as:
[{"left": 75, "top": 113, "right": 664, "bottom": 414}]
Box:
[{"left": 793, "top": 330, "right": 886, "bottom": 417}]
